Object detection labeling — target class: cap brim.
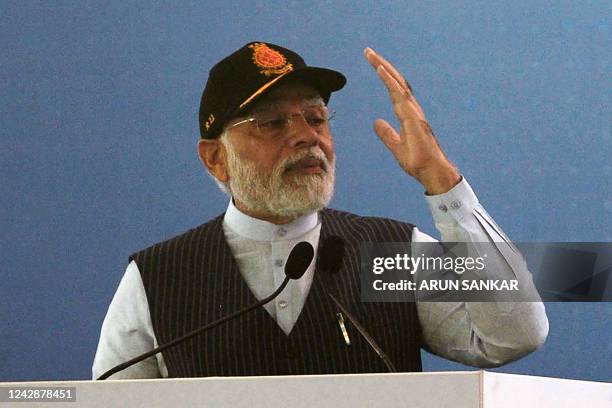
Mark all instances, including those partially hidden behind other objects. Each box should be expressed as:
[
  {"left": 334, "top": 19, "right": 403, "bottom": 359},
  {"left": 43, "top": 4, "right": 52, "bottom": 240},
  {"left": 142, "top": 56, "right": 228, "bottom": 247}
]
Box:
[
  {"left": 234, "top": 66, "right": 346, "bottom": 116},
  {"left": 284, "top": 66, "right": 347, "bottom": 99}
]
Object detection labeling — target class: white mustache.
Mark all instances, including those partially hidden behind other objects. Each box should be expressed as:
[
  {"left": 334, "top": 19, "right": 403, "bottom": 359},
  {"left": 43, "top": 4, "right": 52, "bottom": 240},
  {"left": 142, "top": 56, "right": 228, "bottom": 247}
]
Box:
[{"left": 281, "top": 148, "right": 330, "bottom": 173}]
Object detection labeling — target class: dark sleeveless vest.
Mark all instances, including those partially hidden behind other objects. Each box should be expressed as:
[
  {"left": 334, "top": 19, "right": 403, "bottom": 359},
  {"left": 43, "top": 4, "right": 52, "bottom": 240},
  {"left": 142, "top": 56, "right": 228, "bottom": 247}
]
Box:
[{"left": 131, "top": 208, "right": 422, "bottom": 377}]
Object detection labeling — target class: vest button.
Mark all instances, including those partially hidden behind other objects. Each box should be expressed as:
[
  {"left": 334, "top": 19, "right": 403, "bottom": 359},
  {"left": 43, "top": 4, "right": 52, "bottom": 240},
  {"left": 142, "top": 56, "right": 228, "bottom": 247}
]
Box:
[{"left": 278, "top": 300, "right": 288, "bottom": 309}]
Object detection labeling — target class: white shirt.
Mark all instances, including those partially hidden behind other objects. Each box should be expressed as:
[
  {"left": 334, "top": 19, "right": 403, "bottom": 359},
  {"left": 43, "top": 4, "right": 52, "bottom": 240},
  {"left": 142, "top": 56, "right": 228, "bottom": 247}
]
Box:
[{"left": 92, "top": 178, "right": 548, "bottom": 379}]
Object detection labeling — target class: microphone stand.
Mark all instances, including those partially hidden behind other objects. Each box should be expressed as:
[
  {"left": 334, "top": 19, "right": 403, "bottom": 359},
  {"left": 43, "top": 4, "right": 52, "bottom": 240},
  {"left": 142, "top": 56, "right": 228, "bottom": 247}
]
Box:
[{"left": 97, "top": 277, "right": 292, "bottom": 380}]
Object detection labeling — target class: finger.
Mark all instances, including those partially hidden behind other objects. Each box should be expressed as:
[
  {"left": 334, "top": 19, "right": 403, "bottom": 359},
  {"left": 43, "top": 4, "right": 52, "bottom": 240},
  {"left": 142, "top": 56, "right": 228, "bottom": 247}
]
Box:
[
  {"left": 373, "top": 118, "right": 402, "bottom": 149},
  {"left": 376, "top": 65, "right": 427, "bottom": 120},
  {"left": 376, "top": 65, "right": 407, "bottom": 97},
  {"left": 365, "top": 48, "right": 427, "bottom": 119},
  {"left": 364, "top": 48, "right": 406, "bottom": 88},
  {"left": 365, "top": 48, "right": 413, "bottom": 94},
  {"left": 377, "top": 65, "right": 424, "bottom": 126}
]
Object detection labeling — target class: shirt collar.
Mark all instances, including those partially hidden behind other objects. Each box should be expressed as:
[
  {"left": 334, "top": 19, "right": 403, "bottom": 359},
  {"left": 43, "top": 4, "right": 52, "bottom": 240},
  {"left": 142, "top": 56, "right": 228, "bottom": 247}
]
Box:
[{"left": 223, "top": 199, "right": 319, "bottom": 241}]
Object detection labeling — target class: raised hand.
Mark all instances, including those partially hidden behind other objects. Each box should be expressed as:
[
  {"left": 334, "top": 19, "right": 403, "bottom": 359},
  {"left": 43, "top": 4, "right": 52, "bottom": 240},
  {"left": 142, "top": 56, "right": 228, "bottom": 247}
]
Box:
[{"left": 364, "top": 47, "right": 461, "bottom": 195}]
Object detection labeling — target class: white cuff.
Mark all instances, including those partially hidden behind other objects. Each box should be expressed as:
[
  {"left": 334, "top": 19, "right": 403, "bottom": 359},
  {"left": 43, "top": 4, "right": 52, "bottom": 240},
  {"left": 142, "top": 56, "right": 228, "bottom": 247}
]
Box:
[{"left": 425, "top": 177, "right": 479, "bottom": 225}]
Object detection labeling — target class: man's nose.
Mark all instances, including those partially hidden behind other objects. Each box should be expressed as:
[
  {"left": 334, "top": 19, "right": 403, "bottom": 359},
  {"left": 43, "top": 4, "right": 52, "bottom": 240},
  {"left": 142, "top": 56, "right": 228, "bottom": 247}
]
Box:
[{"left": 287, "top": 114, "right": 321, "bottom": 148}]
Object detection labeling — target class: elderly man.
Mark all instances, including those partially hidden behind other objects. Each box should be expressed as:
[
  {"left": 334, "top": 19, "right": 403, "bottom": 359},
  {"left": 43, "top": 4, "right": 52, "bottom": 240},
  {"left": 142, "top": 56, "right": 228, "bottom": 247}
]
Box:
[{"left": 93, "top": 42, "right": 548, "bottom": 379}]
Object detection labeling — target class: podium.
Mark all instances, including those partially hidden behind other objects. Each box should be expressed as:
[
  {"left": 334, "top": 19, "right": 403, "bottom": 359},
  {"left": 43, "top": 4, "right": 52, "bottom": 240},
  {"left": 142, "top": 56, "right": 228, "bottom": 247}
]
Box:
[{"left": 1, "top": 371, "right": 610, "bottom": 407}]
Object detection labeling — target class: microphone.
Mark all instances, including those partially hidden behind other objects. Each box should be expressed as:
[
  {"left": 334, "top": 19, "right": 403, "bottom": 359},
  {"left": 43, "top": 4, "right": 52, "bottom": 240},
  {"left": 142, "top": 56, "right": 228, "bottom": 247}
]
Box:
[
  {"left": 284, "top": 241, "right": 314, "bottom": 279},
  {"left": 97, "top": 241, "right": 314, "bottom": 380},
  {"left": 318, "top": 235, "right": 397, "bottom": 373}
]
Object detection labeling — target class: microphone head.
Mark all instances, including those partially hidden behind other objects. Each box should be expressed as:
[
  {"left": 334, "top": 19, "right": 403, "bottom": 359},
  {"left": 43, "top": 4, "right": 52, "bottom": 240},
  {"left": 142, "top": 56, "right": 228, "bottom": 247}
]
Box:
[
  {"left": 319, "top": 235, "right": 345, "bottom": 275},
  {"left": 285, "top": 241, "right": 314, "bottom": 279}
]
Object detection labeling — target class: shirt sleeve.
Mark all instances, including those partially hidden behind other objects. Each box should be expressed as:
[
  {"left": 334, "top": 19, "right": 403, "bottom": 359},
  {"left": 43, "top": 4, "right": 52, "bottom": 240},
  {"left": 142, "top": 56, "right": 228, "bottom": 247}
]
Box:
[
  {"left": 92, "top": 260, "right": 168, "bottom": 379},
  {"left": 413, "top": 177, "right": 549, "bottom": 368}
]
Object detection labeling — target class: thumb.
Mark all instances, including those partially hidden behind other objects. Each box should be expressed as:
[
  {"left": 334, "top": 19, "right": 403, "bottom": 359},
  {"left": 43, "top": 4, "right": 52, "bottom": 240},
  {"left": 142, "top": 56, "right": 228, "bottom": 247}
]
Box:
[{"left": 374, "top": 119, "right": 402, "bottom": 151}]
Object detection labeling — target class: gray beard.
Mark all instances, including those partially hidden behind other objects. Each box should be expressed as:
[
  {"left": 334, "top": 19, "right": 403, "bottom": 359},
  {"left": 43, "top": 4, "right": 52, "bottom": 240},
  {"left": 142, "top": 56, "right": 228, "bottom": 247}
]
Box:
[{"left": 225, "top": 144, "right": 335, "bottom": 219}]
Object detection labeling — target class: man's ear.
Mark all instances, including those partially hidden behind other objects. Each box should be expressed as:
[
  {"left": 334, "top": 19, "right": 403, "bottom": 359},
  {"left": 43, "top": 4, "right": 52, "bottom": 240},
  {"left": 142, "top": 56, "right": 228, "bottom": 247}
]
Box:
[{"left": 197, "top": 138, "right": 229, "bottom": 183}]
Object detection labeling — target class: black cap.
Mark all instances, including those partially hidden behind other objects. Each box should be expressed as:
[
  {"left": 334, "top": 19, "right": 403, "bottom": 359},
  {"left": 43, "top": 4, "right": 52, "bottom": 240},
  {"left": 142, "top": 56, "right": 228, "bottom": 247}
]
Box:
[{"left": 198, "top": 42, "right": 346, "bottom": 139}]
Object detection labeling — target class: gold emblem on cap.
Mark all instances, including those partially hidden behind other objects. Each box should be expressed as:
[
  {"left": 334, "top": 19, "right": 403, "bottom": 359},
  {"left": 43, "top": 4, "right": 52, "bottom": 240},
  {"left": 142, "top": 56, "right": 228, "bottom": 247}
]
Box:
[
  {"left": 249, "top": 43, "right": 293, "bottom": 76},
  {"left": 204, "top": 114, "right": 215, "bottom": 131}
]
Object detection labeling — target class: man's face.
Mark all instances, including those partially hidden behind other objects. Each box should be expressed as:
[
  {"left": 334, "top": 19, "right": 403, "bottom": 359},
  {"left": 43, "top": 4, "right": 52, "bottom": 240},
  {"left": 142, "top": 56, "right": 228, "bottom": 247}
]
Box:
[{"left": 221, "top": 81, "right": 336, "bottom": 221}]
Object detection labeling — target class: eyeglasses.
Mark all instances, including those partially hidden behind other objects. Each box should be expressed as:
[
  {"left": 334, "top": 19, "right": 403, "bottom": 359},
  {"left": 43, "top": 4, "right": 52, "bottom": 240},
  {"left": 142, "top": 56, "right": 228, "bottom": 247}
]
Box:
[{"left": 226, "top": 105, "right": 335, "bottom": 138}]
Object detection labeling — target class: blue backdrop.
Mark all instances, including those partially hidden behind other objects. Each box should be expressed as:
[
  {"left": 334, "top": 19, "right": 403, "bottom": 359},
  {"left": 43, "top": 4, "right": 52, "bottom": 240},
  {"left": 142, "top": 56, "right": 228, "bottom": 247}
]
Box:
[{"left": 1, "top": 1, "right": 610, "bottom": 382}]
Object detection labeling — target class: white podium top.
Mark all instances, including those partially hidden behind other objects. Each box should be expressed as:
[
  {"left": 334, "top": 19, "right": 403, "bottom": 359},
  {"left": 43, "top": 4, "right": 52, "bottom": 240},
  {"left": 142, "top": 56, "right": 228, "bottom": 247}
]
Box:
[{"left": 1, "top": 371, "right": 610, "bottom": 408}]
